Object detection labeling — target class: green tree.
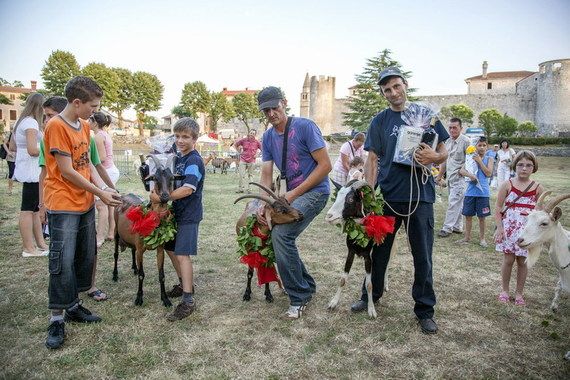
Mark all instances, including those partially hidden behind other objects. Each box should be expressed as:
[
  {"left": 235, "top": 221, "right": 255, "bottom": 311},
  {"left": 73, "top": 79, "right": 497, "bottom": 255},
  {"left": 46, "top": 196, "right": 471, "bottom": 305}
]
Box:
[
  {"left": 82, "top": 63, "right": 120, "bottom": 108},
  {"left": 108, "top": 67, "right": 134, "bottom": 129},
  {"left": 143, "top": 115, "right": 158, "bottom": 129},
  {"left": 171, "top": 105, "right": 195, "bottom": 118},
  {"left": 178, "top": 81, "right": 210, "bottom": 119},
  {"left": 132, "top": 71, "right": 164, "bottom": 136},
  {"left": 12, "top": 80, "right": 24, "bottom": 88},
  {"left": 232, "top": 93, "right": 261, "bottom": 133},
  {"left": 343, "top": 49, "right": 416, "bottom": 132},
  {"left": 496, "top": 114, "right": 518, "bottom": 137},
  {"left": 518, "top": 120, "right": 538, "bottom": 137},
  {"left": 477, "top": 109, "right": 503, "bottom": 137},
  {"left": 41, "top": 50, "right": 81, "bottom": 96},
  {"left": 439, "top": 103, "right": 474, "bottom": 126},
  {"left": 0, "top": 94, "right": 12, "bottom": 105},
  {"left": 207, "top": 92, "right": 234, "bottom": 132},
  {"left": 0, "top": 77, "right": 9, "bottom": 86}
]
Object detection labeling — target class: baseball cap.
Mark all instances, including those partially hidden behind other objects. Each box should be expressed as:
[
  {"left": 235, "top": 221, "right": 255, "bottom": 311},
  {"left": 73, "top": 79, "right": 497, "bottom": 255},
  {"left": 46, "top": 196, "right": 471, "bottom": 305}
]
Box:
[
  {"left": 257, "top": 86, "right": 284, "bottom": 110},
  {"left": 378, "top": 67, "right": 405, "bottom": 86}
]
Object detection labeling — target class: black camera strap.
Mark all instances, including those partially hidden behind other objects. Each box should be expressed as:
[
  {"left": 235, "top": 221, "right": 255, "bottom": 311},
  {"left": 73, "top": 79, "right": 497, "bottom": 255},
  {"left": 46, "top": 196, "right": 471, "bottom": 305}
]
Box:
[{"left": 280, "top": 117, "right": 292, "bottom": 181}]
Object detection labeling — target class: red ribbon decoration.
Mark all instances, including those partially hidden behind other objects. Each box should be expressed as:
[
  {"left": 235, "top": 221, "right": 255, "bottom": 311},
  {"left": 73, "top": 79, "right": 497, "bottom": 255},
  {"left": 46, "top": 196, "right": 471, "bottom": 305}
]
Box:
[
  {"left": 126, "top": 206, "right": 161, "bottom": 237},
  {"left": 239, "top": 221, "right": 280, "bottom": 286},
  {"left": 362, "top": 214, "right": 396, "bottom": 245}
]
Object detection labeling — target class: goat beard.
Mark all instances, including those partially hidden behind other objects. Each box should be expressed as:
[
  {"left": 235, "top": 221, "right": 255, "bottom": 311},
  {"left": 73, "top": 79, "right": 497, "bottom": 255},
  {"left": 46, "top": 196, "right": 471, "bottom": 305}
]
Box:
[
  {"left": 362, "top": 214, "right": 396, "bottom": 245},
  {"left": 126, "top": 206, "right": 161, "bottom": 237}
]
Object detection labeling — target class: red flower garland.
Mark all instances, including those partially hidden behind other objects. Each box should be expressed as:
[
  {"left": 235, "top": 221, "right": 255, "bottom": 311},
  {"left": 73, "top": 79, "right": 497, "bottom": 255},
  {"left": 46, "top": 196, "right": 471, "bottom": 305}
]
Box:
[
  {"left": 362, "top": 213, "right": 396, "bottom": 245},
  {"left": 126, "top": 205, "right": 161, "bottom": 237}
]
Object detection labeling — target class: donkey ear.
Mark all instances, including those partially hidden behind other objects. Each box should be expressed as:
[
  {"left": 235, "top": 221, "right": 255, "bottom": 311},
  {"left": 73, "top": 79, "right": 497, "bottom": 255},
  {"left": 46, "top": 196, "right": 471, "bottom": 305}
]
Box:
[{"left": 551, "top": 207, "right": 562, "bottom": 222}]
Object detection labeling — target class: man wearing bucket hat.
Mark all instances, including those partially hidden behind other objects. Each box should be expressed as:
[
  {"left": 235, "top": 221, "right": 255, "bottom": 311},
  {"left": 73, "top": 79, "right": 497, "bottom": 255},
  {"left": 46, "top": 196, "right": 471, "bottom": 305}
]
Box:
[
  {"left": 255, "top": 86, "right": 332, "bottom": 319},
  {"left": 350, "top": 67, "right": 449, "bottom": 334}
]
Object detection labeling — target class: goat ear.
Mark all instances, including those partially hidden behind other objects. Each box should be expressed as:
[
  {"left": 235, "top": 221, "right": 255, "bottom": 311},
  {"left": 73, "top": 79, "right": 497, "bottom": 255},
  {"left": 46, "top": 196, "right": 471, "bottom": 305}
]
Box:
[{"left": 551, "top": 207, "right": 562, "bottom": 222}]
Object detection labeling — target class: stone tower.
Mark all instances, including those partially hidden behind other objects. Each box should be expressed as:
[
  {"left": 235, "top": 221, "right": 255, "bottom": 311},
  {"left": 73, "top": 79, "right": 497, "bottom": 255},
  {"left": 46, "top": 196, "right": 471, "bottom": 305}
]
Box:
[
  {"left": 300, "top": 74, "right": 336, "bottom": 135},
  {"left": 536, "top": 58, "right": 570, "bottom": 136},
  {"left": 300, "top": 73, "right": 310, "bottom": 118}
]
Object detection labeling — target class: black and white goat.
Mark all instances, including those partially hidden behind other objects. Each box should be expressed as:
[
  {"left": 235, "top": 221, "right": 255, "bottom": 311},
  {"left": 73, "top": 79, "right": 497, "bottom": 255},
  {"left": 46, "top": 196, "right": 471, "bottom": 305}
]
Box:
[
  {"left": 235, "top": 182, "right": 303, "bottom": 302},
  {"left": 517, "top": 192, "right": 570, "bottom": 312},
  {"left": 324, "top": 180, "right": 395, "bottom": 318}
]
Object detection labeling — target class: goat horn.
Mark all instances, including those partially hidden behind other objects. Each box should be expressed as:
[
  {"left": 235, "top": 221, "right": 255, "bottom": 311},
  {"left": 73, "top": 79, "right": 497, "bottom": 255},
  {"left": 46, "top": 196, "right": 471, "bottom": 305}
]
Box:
[
  {"left": 148, "top": 154, "right": 163, "bottom": 169},
  {"left": 165, "top": 154, "right": 176, "bottom": 172},
  {"left": 535, "top": 190, "right": 551, "bottom": 210},
  {"left": 351, "top": 180, "right": 370, "bottom": 190},
  {"left": 248, "top": 182, "right": 279, "bottom": 199},
  {"left": 544, "top": 193, "right": 570, "bottom": 213},
  {"left": 234, "top": 194, "right": 275, "bottom": 205}
]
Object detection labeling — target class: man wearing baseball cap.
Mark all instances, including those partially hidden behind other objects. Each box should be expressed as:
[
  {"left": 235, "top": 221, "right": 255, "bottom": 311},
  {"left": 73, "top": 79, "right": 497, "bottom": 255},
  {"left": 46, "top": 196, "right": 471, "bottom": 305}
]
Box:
[
  {"left": 350, "top": 67, "right": 449, "bottom": 334},
  {"left": 255, "top": 86, "right": 332, "bottom": 319}
]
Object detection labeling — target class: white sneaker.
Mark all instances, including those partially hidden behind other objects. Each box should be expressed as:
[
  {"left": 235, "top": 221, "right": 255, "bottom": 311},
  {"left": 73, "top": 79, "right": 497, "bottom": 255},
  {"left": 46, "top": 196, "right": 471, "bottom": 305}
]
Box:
[
  {"left": 22, "top": 250, "right": 46, "bottom": 258},
  {"left": 285, "top": 305, "right": 306, "bottom": 319}
]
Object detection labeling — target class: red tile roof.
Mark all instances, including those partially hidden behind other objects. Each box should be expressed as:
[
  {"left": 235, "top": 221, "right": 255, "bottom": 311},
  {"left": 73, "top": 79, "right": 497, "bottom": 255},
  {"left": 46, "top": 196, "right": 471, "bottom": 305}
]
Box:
[
  {"left": 221, "top": 89, "right": 258, "bottom": 97},
  {"left": 0, "top": 86, "right": 33, "bottom": 93},
  {"left": 465, "top": 71, "right": 536, "bottom": 81}
]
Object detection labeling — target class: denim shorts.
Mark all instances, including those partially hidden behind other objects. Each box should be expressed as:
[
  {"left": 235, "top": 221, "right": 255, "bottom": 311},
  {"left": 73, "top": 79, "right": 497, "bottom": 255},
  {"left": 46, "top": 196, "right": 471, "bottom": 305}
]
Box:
[
  {"left": 164, "top": 223, "right": 199, "bottom": 256},
  {"left": 462, "top": 196, "right": 491, "bottom": 217}
]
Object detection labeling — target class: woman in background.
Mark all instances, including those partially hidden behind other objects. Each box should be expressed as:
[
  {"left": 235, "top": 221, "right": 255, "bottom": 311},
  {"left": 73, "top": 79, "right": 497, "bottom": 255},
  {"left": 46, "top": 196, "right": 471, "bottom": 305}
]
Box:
[{"left": 89, "top": 112, "right": 120, "bottom": 247}]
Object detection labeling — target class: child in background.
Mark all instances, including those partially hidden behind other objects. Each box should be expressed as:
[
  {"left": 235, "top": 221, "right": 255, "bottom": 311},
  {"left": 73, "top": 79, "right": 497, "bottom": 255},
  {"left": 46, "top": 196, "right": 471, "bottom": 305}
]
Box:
[
  {"left": 153, "top": 117, "right": 205, "bottom": 321},
  {"left": 495, "top": 150, "right": 542, "bottom": 306},
  {"left": 458, "top": 136, "right": 494, "bottom": 248},
  {"left": 347, "top": 156, "right": 364, "bottom": 182}
]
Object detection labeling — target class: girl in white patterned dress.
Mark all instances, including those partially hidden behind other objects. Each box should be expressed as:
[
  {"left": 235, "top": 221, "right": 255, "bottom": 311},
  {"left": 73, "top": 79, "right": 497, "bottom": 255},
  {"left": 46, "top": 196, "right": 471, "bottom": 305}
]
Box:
[{"left": 494, "top": 150, "right": 543, "bottom": 306}]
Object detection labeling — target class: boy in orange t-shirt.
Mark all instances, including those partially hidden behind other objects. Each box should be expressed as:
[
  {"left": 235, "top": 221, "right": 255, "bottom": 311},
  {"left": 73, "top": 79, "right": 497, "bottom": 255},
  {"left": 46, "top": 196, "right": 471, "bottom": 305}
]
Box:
[{"left": 44, "top": 76, "right": 121, "bottom": 350}]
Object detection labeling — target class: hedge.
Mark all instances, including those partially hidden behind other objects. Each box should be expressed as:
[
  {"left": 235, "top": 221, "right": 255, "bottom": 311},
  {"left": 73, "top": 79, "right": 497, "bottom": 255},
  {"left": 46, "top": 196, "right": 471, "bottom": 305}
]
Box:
[{"left": 489, "top": 137, "right": 570, "bottom": 146}]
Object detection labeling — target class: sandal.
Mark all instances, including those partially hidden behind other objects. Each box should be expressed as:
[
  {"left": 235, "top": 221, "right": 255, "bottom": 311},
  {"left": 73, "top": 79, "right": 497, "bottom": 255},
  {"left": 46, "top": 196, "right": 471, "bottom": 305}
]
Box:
[
  {"left": 497, "top": 292, "right": 509, "bottom": 303},
  {"left": 514, "top": 296, "right": 526, "bottom": 306},
  {"left": 87, "top": 289, "right": 109, "bottom": 302}
]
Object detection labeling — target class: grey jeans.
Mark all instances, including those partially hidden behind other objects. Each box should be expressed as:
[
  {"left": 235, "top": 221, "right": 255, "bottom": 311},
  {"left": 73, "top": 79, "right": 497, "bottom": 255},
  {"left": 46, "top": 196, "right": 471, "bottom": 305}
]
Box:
[
  {"left": 441, "top": 177, "right": 466, "bottom": 233},
  {"left": 47, "top": 208, "right": 97, "bottom": 310}
]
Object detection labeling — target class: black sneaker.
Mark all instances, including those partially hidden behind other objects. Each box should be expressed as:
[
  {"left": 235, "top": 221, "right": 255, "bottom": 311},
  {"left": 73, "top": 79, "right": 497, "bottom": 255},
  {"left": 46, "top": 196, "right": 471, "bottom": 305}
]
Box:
[
  {"left": 437, "top": 230, "right": 451, "bottom": 238},
  {"left": 45, "top": 320, "right": 65, "bottom": 349},
  {"left": 167, "top": 301, "right": 195, "bottom": 321},
  {"left": 418, "top": 318, "right": 438, "bottom": 334},
  {"left": 64, "top": 304, "right": 102, "bottom": 323},
  {"left": 166, "top": 284, "right": 183, "bottom": 298}
]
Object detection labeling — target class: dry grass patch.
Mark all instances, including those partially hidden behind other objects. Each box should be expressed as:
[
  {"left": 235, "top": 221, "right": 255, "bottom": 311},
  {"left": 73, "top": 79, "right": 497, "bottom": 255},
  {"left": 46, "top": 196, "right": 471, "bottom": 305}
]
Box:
[{"left": 0, "top": 157, "right": 568, "bottom": 379}]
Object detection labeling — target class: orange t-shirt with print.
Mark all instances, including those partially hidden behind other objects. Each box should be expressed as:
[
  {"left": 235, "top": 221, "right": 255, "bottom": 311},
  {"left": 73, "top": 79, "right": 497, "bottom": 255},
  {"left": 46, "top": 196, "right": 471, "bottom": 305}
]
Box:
[{"left": 44, "top": 116, "right": 94, "bottom": 212}]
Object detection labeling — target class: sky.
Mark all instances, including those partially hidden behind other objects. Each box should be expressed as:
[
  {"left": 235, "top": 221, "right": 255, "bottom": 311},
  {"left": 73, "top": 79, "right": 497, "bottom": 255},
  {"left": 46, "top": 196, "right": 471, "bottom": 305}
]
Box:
[{"left": 1, "top": 0, "right": 569, "bottom": 121}]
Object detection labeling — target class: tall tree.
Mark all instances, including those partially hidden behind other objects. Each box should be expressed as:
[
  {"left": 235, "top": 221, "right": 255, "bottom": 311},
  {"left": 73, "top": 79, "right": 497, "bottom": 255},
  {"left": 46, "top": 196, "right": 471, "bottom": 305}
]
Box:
[
  {"left": 178, "top": 81, "right": 210, "bottom": 119},
  {"left": 12, "top": 80, "right": 24, "bottom": 88},
  {"left": 0, "top": 77, "right": 9, "bottom": 86},
  {"left": 108, "top": 67, "right": 134, "bottom": 129},
  {"left": 0, "top": 93, "right": 12, "bottom": 105},
  {"left": 171, "top": 105, "right": 195, "bottom": 118},
  {"left": 496, "top": 114, "right": 518, "bottom": 137},
  {"left": 232, "top": 92, "right": 261, "bottom": 133},
  {"left": 82, "top": 63, "right": 120, "bottom": 109},
  {"left": 41, "top": 50, "right": 81, "bottom": 96},
  {"left": 343, "top": 49, "right": 416, "bottom": 132},
  {"left": 439, "top": 103, "right": 474, "bottom": 126},
  {"left": 207, "top": 92, "right": 234, "bottom": 132},
  {"left": 478, "top": 109, "right": 503, "bottom": 138},
  {"left": 132, "top": 71, "right": 163, "bottom": 136}
]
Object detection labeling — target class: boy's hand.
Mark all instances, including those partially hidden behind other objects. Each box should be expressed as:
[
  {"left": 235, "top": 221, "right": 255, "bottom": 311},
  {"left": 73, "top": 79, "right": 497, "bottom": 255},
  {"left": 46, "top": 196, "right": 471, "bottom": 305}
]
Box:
[
  {"left": 469, "top": 175, "right": 478, "bottom": 183},
  {"left": 473, "top": 155, "right": 483, "bottom": 164},
  {"left": 256, "top": 204, "right": 268, "bottom": 226},
  {"left": 100, "top": 191, "right": 122, "bottom": 207},
  {"left": 39, "top": 204, "right": 47, "bottom": 225},
  {"left": 149, "top": 190, "right": 161, "bottom": 204}
]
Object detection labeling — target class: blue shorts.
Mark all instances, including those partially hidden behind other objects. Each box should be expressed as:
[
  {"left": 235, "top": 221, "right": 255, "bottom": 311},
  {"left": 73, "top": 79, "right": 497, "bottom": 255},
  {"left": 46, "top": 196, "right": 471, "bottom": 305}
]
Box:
[
  {"left": 462, "top": 196, "right": 491, "bottom": 217},
  {"left": 164, "top": 223, "right": 199, "bottom": 256}
]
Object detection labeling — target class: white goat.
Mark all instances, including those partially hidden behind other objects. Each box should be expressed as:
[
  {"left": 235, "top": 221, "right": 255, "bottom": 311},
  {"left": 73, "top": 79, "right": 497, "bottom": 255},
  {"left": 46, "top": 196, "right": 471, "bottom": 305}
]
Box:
[{"left": 517, "top": 192, "right": 570, "bottom": 312}]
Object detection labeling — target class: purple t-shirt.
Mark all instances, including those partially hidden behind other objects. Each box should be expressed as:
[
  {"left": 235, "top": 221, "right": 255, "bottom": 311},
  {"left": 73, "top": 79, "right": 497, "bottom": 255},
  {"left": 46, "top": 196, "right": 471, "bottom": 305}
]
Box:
[{"left": 262, "top": 117, "right": 329, "bottom": 194}]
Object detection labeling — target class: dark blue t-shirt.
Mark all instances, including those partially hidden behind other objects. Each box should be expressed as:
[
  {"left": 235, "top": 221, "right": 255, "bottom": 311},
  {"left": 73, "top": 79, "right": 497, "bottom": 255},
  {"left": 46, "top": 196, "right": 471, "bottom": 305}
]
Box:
[
  {"left": 364, "top": 108, "right": 449, "bottom": 203},
  {"left": 172, "top": 149, "right": 205, "bottom": 224},
  {"left": 262, "top": 117, "right": 329, "bottom": 194}
]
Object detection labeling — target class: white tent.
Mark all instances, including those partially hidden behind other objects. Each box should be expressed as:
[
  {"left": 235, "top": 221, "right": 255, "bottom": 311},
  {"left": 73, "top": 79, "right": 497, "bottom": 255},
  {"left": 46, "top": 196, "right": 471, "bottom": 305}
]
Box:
[{"left": 196, "top": 134, "right": 220, "bottom": 144}]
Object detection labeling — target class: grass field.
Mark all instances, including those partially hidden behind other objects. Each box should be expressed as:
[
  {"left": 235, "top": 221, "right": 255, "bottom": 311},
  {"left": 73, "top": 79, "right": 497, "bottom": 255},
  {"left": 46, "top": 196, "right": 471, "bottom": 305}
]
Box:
[{"left": 0, "top": 156, "right": 569, "bottom": 379}]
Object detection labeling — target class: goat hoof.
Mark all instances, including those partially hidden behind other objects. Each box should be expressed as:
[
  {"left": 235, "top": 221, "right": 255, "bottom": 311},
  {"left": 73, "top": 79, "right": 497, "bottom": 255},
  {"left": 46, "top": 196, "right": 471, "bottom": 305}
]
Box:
[
  {"left": 368, "top": 309, "right": 377, "bottom": 319},
  {"left": 134, "top": 297, "right": 143, "bottom": 306},
  {"left": 243, "top": 294, "right": 251, "bottom": 301},
  {"left": 132, "top": 269, "right": 138, "bottom": 275},
  {"left": 265, "top": 295, "right": 274, "bottom": 303},
  {"left": 163, "top": 298, "right": 172, "bottom": 307},
  {"left": 112, "top": 274, "right": 118, "bottom": 282},
  {"left": 327, "top": 303, "right": 337, "bottom": 310}
]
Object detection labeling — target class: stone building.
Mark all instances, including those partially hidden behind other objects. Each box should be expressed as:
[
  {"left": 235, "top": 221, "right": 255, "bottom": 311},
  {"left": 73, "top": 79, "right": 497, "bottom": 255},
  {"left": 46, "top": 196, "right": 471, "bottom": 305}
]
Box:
[
  {"left": 302, "top": 59, "right": 570, "bottom": 137},
  {"left": 0, "top": 81, "right": 37, "bottom": 132}
]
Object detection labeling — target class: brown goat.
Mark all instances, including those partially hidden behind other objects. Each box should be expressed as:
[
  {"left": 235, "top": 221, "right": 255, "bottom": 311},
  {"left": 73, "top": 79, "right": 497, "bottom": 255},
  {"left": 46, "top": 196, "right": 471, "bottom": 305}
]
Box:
[
  {"left": 235, "top": 181, "right": 303, "bottom": 302},
  {"left": 113, "top": 154, "right": 182, "bottom": 307}
]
